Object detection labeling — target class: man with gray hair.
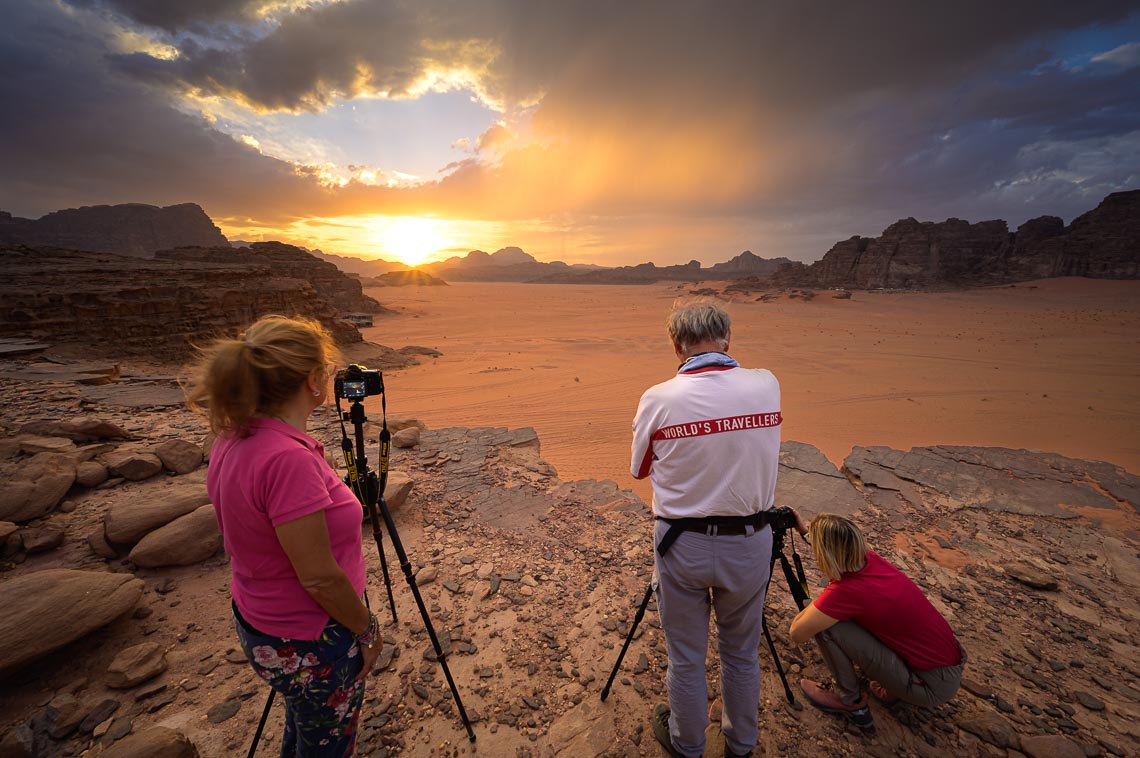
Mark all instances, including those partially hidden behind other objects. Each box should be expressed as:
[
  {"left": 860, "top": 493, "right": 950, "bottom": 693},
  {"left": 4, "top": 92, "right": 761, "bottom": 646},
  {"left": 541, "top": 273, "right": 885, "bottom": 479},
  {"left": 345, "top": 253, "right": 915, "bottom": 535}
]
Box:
[{"left": 631, "top": 300, "right": 782, "bottom": 758}]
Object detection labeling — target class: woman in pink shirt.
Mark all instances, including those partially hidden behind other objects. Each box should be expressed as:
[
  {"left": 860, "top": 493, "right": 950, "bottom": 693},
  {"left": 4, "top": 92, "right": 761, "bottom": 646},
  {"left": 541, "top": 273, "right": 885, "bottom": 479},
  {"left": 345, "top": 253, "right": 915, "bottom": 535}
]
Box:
[
  {"left": 188, "top": 315, "right": 381, "bottom": 756},
  {"left": 788, "top": 513, "right": 966, "bottom": 734}
]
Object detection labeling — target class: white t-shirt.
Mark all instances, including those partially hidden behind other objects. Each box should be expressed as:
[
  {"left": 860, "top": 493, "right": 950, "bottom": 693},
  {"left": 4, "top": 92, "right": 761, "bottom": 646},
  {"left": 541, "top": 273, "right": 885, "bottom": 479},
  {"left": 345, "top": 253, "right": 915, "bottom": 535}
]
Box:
[{"left": 631, "top": 364, "right": 781, "bottom": 520}]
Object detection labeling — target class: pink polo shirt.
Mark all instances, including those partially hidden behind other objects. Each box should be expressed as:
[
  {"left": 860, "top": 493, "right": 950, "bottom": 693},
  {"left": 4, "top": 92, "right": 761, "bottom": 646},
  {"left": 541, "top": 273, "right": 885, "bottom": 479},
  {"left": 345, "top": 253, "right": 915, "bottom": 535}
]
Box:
[{"left": 207, "top": 418, "right": 366, "bottom": 639}]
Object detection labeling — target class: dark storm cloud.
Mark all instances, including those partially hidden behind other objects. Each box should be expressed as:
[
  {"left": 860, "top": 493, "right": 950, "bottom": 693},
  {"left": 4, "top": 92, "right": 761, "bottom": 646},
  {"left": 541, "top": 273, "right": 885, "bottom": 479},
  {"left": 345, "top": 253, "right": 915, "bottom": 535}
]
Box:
[
  {"left": 64, "top": 0, "right": 268, "bottom": 32},
  {"left": 3, "top": 0, "right": 1139, "bottom": 261}
]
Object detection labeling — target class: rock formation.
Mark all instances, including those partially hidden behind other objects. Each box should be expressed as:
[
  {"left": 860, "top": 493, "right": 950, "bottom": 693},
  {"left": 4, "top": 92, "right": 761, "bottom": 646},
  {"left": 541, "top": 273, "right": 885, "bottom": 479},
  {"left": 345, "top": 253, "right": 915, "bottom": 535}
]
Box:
[
  {"left": 160, "top": 241, "right": 384, "bottom": 315},
  {"left": 708, "top": 250, "right": 793, "bottom": 276},
  {"left": 0, "top": 203, "right": 227, "bottom": 257},
  {"left": 0, "top": 354, "right": 1136, "bottom": 756},
  {"left": 371, "top": 269, "right": 449, "bottom": 286},
  {"left": 763, "top": 190, "right": 1140, "bottom": 291},
  {"left": 422, "top": 246, "right": 601, "bottom": 282},
  {"left": 0, "top": 243, "right": 377, "bottom": 357},
  {"left": 0, "top": 570, "right": 144, "bottom": 676}
]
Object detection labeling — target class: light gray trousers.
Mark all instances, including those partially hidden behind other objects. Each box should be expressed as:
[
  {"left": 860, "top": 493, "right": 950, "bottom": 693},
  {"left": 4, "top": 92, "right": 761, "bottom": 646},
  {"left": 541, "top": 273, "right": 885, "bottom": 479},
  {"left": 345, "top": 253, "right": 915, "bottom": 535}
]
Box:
[
  {"left": 654, "top": 520, "right": 773, "bottom": 758},
  {"left": 816, "top": 621, "right": 967, "bottom": 708}
]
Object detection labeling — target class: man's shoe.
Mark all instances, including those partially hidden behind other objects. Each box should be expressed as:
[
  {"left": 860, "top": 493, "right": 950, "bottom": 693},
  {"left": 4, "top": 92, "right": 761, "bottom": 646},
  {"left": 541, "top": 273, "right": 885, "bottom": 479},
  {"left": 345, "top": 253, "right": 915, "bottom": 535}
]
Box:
[
  {"left": 651, "top": 703, "right": 685, "bottom": 758},
  {"left": 800, "top": 679, "right": 875, "bottom": 733}
]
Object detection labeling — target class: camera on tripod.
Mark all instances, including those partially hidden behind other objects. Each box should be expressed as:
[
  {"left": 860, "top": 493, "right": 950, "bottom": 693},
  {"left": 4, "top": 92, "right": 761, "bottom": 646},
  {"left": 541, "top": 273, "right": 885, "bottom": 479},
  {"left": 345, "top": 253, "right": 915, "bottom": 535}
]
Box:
[
  {"left": 767, "top": 506, "right": 799, "bottom": 536},
  {"left": 334, "top": 364, "right": 383, "bottom": 400}
]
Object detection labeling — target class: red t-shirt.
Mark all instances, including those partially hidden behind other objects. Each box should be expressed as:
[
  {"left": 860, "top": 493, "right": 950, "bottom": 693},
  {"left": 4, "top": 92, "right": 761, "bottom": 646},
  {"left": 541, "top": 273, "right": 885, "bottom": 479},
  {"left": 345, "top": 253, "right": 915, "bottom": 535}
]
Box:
[
  {"left": 208, "top": 418, "right": 366, "bottom": 639},
  {"left": 813, "top": 551, "right": 961, "bottom": 670}
]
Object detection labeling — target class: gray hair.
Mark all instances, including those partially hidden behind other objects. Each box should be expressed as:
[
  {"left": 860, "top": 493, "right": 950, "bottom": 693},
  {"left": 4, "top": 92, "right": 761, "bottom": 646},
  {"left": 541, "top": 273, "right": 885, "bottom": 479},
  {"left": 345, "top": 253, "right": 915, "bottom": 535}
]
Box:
[{"left": 666, "top": 300, "right": 731, "bottom": 353}]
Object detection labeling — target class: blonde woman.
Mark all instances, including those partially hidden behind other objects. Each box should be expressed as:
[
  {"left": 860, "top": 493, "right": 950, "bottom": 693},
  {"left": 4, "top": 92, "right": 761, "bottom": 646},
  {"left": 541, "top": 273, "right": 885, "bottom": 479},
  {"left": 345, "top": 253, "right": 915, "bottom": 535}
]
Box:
[
  {"left": 788, "top": 513, "right": 965, "bottom": 732},
  {"left": 188, "top": 315, "right": 381, "bottom": 756}
]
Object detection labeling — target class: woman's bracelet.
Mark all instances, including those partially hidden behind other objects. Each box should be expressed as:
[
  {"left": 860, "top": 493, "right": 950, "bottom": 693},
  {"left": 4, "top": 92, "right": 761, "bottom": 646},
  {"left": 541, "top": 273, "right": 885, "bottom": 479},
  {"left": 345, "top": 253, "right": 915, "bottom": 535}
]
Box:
[{"left": 356, "top": 612, "right": 379, "bottom": 650}]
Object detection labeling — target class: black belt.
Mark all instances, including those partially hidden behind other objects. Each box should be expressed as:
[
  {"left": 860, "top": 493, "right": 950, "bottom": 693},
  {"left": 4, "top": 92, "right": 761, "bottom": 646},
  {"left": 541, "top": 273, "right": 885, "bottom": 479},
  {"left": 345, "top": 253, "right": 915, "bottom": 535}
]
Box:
[
  {"left": 655, "top": 511, "right": 776, "bottom": 557},
  {"left": 232, "top": 600, "right": 269, "bottom": 637}
]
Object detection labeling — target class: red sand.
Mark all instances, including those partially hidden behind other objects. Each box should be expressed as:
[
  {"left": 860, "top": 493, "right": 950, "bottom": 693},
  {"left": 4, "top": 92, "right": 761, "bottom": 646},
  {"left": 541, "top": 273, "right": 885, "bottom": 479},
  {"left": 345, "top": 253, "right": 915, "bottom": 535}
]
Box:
[{"left": 361, "top": 278, "right": 1140, "bottom": 504}]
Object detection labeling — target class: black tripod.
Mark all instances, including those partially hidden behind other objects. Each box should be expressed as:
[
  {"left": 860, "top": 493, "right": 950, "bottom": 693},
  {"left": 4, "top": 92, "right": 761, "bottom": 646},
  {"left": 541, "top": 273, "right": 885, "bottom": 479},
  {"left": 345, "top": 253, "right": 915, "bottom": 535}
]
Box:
[
  {"left": 337, "top": 392, "right": 476, "bottom": 743},
  {"left": 600, "top": 516, "right": 812, "bottom": 704}
]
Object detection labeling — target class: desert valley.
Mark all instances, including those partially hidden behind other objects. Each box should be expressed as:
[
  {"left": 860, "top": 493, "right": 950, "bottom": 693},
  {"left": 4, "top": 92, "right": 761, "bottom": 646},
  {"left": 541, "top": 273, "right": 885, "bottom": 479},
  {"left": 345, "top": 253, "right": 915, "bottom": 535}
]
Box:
[{"left": 0, "top": 191, "right": 1137, "bottom": 758}]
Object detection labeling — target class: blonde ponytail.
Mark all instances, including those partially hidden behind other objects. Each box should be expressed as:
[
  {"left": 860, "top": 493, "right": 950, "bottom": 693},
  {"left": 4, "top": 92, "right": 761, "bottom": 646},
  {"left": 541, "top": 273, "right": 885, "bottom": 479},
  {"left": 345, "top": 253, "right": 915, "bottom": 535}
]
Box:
[{"left": 185, "top": 315, "right": 339, "bottom": 436}]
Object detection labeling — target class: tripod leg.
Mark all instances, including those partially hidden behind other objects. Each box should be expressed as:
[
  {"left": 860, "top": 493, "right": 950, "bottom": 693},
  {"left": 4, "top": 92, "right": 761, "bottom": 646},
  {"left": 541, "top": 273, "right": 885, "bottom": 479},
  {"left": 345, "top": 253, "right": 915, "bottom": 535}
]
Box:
[
  {"left": 247, "top": 689, "right": 275, "bottom": 758},
  {"left": 761, "top": 615, "right": 795, "bottom": 704},
  {"left": 365, "top": 474, "right": 397, "bottom": 624},
  {"left": 601, "top": 581, "right": 655, "bottom": 701},
  {"left": 375, "top": 496, "right": 476, "bottom": 743}
]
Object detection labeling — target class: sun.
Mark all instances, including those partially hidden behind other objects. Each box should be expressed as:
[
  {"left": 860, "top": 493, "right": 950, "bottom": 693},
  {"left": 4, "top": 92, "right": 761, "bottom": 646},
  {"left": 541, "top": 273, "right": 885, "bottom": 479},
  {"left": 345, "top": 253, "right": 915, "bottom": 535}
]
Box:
[{"left": 372, "top": 216, "right": 448, "bottom": 266}]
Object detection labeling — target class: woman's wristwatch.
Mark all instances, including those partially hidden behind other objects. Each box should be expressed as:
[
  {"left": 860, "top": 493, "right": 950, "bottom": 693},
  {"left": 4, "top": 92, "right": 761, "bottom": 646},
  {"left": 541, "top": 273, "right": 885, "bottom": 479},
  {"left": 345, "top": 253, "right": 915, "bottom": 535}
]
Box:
[{"left": 356, "top": 612, "right": 379, "bottom": 650}]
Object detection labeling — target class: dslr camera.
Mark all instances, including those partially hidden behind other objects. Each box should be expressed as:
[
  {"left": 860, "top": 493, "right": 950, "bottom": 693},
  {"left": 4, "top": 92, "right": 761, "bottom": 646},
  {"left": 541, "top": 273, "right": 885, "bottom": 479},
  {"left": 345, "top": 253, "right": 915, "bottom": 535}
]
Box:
[
  {"left": 334, "top": 364, "right": 384, "bottom": 400},
  {"left": 767, "top": 506, "right": 799, "bottom": 535}
]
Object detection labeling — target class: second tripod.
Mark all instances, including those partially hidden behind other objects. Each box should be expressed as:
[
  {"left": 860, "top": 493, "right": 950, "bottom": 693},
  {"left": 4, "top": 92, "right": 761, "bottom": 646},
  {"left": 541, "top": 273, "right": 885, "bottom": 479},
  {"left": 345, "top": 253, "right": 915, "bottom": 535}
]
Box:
[{"left": 601, "top": 507, "right": 812, "bottom": 705}]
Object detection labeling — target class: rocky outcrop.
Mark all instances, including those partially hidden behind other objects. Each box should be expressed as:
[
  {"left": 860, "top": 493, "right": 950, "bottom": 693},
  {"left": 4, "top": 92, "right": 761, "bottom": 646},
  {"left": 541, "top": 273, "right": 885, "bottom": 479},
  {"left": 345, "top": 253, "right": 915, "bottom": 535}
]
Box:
[
  {"left": 371, "top": 270, "right": 448, "bottom": 286},
  {"left": 423, "top": 247, "right": 601, "bottom": 282},
  {"left": 0, "top": 203, "right": 227, "bottom": 257},
  {"left": 128, "top": 504, "right": 222, "bottom": 567},
  {"left": 770, "top": 190, "right": 1140, "bottom": 290},
  {"left": 0, "top": 570, "right": 144, "bottom": 675},
  {"left": 708, "top": 250, "right": 793, "bottom": 276},
  {"left": 160, "top": 242, "right": 384, "bottom": 315},
  {"left": 0, "top": 244, "right": 369, "bottom": 357}
]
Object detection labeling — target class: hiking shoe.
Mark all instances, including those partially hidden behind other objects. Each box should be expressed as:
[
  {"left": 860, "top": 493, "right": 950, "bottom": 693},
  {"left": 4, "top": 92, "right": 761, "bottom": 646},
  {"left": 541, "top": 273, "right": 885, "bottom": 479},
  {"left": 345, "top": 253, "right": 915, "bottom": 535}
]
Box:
[
  {"left": 651, "top": 703, "right": 685, "bottom": 758},
  {"left": 869, "top": 680, "right": 898, "bottom": 705},
  {"left": 800, "top": 679, "right": 875, "bottom": 733}
]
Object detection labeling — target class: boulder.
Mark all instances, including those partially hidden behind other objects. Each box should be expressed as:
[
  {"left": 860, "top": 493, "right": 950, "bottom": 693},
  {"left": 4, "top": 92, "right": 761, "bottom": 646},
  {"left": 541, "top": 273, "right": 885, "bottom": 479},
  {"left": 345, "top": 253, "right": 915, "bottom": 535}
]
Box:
[
  {"left": 20, "top": 525, "right": 65, "bottom": 554},
  {"left": 0, "top": 570, "right": 144, "bottom": 675},
  {"left": 388, "top": 416, "right": 426, "bottom": 433},
  {"left": 101, "top": 726, "right": 198, "bottom": 758},
  {"left": 0, "top": 521, "right": 16, "bottom": 541},
  {"left": 153, "top": 439, "right": 203, "bottom": 475},
  {"left": 101, "top": 449, "right": 163, "bottom": 482},
  {"left": 104, "top": 484, "right": 210, "bottom": 544},
  {"left": 17, "top": 435, "right": 77, "bottom": 455},
  {"left": 1019, "top": 734, "right": 1084, "bottom": 758},
  {"left": 129, "top": 505, "right": 221, "bottom": 567},
  {"left": 20, "top": 418, "right": 131, "bottom": 442},
  {"left": 87, "top": 526, "right": 119, "bottom": 559},
  {"left": 105, "top": 642, "right": 167, "bottom": 688},
  {"left": 384, "top": 471, "right": 414, "bottom": 509},
  {"left": 0, "top": 724, "right": 35, "bottom": 757},
  {"left": 0, "top": 453, "right": 77, "bottom": 522},
  {"left": 75, "top": 460, "right": 109, "bottom": 487},
  {"left": 392, "top": 427, "right": 420, "bottom": 449},
  {"left": 958, "top": 711, "right": 1017, "bottom": 749},
  {"left": 43, "top": 693, "right": 84, "bottom": 738}
]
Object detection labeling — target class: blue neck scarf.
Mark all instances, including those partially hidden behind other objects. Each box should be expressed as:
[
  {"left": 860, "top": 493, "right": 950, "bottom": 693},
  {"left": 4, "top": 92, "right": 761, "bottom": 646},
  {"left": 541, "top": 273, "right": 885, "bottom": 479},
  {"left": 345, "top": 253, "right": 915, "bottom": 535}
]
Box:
[{"left": 678, "top": 351, "right": 739, "bottom": 374}]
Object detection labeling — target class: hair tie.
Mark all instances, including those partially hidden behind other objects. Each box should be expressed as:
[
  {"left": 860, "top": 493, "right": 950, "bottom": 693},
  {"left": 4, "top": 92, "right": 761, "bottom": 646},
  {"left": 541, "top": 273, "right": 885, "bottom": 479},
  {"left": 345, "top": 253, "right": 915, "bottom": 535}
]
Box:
[{"left": 243, "top": 338, "right": 255, "bottom": 350}]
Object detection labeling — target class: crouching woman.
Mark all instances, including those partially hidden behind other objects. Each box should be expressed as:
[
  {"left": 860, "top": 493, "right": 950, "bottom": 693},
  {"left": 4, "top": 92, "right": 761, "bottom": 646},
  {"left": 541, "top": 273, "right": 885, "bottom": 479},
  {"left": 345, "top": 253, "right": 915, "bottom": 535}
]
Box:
[{"left": 789, "top": 513, "right": 966, "bottom": 731}]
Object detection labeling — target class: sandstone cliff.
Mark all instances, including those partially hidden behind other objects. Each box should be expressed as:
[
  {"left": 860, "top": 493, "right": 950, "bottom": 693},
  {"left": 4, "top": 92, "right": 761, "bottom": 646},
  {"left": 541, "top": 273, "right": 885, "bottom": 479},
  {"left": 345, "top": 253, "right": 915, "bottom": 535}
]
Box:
[
  {"left": 0, "top": 244, "right": 375, "bottom": 358},
  {"left": 785, "top": 190, "right": 1139, "bottom": 290},
  {"left": 0, "top": 203, "right": 228, "bottom": 258},
  {"left": 159, "top": 242, "right": 384, "bottom": 315}
]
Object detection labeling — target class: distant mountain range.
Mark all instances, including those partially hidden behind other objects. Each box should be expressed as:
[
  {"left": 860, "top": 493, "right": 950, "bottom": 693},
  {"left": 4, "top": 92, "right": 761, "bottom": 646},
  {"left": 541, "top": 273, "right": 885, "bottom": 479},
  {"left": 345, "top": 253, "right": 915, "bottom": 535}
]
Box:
[{"left": 3, "top": 191, "right": 1136, "bottom": 289}]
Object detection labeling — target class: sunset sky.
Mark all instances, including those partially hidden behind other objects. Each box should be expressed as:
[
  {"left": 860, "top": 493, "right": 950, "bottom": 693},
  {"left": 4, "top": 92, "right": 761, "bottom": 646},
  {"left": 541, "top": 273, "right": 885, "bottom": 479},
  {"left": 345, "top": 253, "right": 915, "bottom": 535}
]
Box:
[{"left": 2, "top": 1, "right": 1138, "bottom": 267}]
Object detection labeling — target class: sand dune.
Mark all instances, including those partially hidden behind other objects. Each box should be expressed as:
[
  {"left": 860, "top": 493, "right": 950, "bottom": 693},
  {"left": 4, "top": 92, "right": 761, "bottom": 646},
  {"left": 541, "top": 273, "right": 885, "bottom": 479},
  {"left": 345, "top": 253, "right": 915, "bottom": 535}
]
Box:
[{"left": 361, "top": 278, "right": 1140, "bottom": 504}]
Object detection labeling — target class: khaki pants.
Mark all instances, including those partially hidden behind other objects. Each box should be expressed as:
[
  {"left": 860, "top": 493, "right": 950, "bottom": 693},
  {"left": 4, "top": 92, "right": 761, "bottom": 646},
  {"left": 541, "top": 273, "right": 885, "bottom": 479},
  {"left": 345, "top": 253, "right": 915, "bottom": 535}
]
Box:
[
  {"left": 815, "top": 621, "right": 966, "bottom": 708},
  {"left": 654, "top": 520, "right": 773, "bottom": 757}
]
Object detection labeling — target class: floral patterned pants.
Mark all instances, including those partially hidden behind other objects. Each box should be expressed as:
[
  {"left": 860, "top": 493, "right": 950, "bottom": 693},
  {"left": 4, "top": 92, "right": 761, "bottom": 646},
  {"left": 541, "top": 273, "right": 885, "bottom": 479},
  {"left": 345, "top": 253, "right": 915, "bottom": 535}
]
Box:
[{"left": 233, "top": 603, "right": 366, "bottom": 757}]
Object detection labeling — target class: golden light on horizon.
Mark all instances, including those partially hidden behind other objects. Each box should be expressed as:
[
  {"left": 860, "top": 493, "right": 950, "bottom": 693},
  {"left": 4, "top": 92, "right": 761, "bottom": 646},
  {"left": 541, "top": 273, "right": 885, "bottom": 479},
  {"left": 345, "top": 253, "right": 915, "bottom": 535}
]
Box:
[{"left": 370, "top": 216, "right": 452, "bottom": 266}]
